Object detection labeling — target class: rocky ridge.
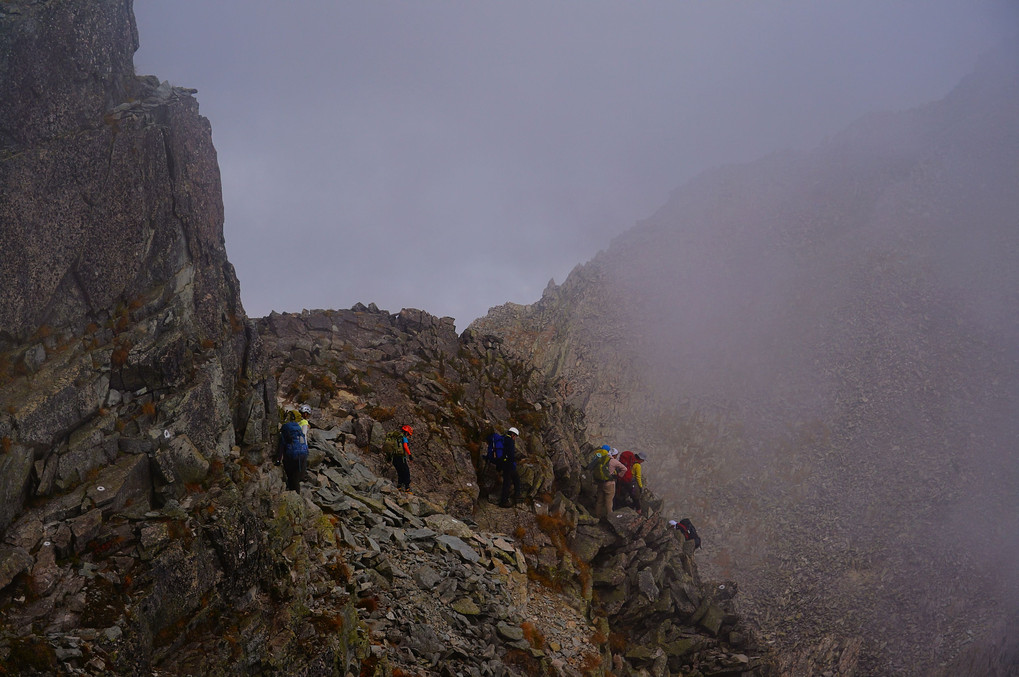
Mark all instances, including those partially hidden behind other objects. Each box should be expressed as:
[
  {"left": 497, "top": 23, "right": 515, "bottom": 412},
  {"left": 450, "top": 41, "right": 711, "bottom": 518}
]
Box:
[{"left": 255, "top": 306, "right": 770, "bottom": 676}]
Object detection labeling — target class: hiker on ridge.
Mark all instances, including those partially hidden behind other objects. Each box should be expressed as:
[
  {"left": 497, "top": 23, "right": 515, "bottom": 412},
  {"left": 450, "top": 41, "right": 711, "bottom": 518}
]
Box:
[
  {"left": 614, "top": 450, "right": 637, "bottom": 510},
  {"left": 592, "top": 446, "right": 627, "bottom": 519},
  {"left": 614, "top": 451, "right": 647, "bottom": 512},
  {"left": 670, "top": 518, "right": 702, "bottom": 549},
  {"left": 276, "top": 410, "right": 309, "bottom": 492},
  {"left": 482, "top": 429, "right": 506, "bottom": 496},
  {"left": 388, "top": 424, "right": 413, "bottom": 492},
  {"left": 298, "top": 404, "right": 311, "bottom": 439},
  {"left": 631, "top": 452, "right": 647, "bottom": 512},
  {"left": 499, "top": 427, "right": 521, "bottom": 508}
]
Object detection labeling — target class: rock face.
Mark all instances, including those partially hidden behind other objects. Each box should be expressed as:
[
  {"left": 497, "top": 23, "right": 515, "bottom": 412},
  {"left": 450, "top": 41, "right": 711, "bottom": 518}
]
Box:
[
  {"left": 0, "top": 0, "right": 271, "bottom": 526},
  {"left": 471, "top": 42, "right": 1019, "bottom": 675},
  {"left": 0, "top": 1, "right": 771, "bottom": 674}
]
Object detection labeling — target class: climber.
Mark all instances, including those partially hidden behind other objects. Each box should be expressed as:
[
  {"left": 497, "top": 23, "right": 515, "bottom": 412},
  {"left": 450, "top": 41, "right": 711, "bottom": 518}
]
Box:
[
  {"left": 480, "top": 429, "right": 506, "bottom": 497},
  {"left": 669, "top": 518, "right": 702, "bottom": 549},
  {"left": 298, "top": 404, "right": 311, "bottom": 439},
  {"left": 591, "top": 446, "right": 626, "bottom": 519},
  {"left": 631, "top": 452, "right": 647, "bottom": 512},
  {"left": 613, "top": 450, "right": 634, "bottom": 509},
  {"left": 614, "top": 450, "right": 645, "bottom": 512},
  {"left": 276, "top": 410, "right": 309, "bottom": 492},
  {"left": 498, "top": 427, "right": 521, "bottom": 508},
  {"left": 385, "top": 424, "right": 414, "bottom": 492}
]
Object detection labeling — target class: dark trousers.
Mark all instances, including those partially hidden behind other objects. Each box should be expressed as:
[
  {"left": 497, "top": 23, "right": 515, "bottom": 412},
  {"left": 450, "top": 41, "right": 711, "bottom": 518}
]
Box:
[
  {"left": 500, "top": 464, "right": 520, "bottom": 505},
  {"left": 393, "top": 454, "right": 411, "bottom": 489},
  {"left": 282, "top": 454, "right": 307, "bottom": 492},
  {"left": 614, "top": 480, "right": 641, "bottom": 511},
  {"left": 480, "top": 461, "right": 501, "bottom": 497}
]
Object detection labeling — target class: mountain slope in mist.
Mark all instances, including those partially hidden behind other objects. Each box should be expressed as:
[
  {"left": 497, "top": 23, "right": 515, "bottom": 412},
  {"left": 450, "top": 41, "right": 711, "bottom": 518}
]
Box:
[{"left": 472, "top": 42, "right": 1019, "bottom": 675}]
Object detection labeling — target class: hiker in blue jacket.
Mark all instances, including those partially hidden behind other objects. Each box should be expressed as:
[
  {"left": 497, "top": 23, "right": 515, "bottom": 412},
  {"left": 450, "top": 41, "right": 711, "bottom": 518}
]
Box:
[
  {"left": 499, "top": 427, "right": 521, "bottom": 507},
  {"left": 276, "top": 410, "right": 309, "bottom": 491}
]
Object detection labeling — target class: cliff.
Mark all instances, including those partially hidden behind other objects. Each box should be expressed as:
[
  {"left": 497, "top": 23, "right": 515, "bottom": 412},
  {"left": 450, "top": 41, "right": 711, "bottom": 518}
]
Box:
[
  {"left": 0, "top": 0, "right": 350, "bottom": 672},
  {"left": 471, "top": 43, "right": 1019, "bottom": 675}
]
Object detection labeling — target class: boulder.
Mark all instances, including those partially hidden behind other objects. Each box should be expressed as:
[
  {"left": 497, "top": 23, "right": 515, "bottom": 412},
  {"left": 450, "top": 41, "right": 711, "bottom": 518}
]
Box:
[
  {"left": 496, "top": 621, "right": 525, "bottom": 642},
  {"left": 56, "top": 441, "right": 107, "bottom": 493},
  {"left": 154, "top": 434, "right": 209, "bottom": 486},
  {"left": 0, "top": 445, "right": 33, "bottom": 534},
  {"left": 436, "top": 534, "right": 480, "bottom": 563},
  {"left": 413, "top": 565, "right": 442, "bottom": 590},
  {"left": 570, "top": 524, "right": 615, "bottom": 563},
  {"left": 0, "top": 545, "right": 33, "bottom": 591},
  {"left": 69, "top": 509, "right": 103, "bottom": 555},
  {"left": 86, "top": 453, "right": 151, "bottom": 516},
  {"left": 29, "top": 542, "right": 59, "bottom": 596},
  {"left": 3, "top": 516, "right": 43, "bottom": 551},
  {"left": 353, "top": 417, "right": 373, "bottom": 448},
  {"left": 637, "top": 567, "right": 661, "bottom": 603},
  {"left": 424, "top": 514, "right": 474, "bottom": 539}
]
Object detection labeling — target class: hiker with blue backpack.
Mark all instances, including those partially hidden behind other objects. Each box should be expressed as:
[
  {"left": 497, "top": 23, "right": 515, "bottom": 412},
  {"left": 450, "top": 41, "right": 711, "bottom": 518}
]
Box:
[
  {"left": 482, "top": 430, "right": 506, "bottom": 497},
  {"left": 276, "top": 409, "right": 310, "bottom": 491},
  {"left": 498, "top": 427, "right": 521, "bottom": 508}
]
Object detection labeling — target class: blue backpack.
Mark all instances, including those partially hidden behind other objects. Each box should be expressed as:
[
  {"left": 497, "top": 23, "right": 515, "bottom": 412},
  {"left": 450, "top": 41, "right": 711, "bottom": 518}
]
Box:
[
  {"left": 485, "top": 432, "right": 505, "bottom": 466},
  {"left": 281, "top": 421, "right": 308, "bottom": 459}
]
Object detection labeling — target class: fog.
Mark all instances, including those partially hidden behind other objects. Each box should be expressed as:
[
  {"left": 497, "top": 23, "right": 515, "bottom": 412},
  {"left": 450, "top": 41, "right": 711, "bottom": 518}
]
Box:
[
  {"left": 132, "top": 0, "right": 1017, "bottom": 327},
  {"left": 591, "top": 41, "right": 1019, "bottom": 673}
]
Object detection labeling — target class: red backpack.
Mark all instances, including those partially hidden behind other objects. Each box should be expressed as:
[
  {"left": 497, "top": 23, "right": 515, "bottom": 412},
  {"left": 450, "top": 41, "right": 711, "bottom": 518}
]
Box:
[{"left": 618, "top": 450, "right": 636, "bottom": 483}]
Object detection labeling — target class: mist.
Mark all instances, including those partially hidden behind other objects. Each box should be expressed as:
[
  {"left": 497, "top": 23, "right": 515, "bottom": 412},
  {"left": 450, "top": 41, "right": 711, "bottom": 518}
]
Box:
[
  {"left": 591, "top": 41, "right": 1019, "bottom": 673},
  {"left": 132, "top": 0, "right": 1016, "bottom": 328}
]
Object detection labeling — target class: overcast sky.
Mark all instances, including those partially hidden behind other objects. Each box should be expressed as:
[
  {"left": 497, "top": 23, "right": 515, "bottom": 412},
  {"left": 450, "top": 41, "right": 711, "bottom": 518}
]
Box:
[{"left": 132, "top": 1, "right": 1016, "bottom": 329}]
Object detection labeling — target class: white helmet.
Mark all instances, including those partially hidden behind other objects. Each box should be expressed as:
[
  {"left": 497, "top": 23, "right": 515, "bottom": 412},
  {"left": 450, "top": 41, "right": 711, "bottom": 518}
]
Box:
[
  {"left": 507, "top": 427, "right": 520, "bottom": 436},
  {"left": 669, "top": 520, "right": 678, "bottom": 527},
  {"left": 299, "top": 404, "right": 311, "bottom": 415}
]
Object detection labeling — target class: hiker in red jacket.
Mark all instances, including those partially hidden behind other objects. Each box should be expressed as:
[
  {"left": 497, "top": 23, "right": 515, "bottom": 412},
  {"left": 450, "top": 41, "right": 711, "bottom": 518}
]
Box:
[{"left": 614, "top": 450, "right": 646, "bottom": 511}]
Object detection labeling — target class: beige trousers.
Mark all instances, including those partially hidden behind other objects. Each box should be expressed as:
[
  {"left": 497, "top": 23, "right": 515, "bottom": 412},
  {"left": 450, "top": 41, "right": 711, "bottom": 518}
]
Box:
[{"left": 595, "top": 480, "right": 616, "bottom": 519}]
